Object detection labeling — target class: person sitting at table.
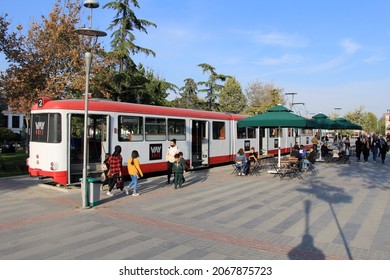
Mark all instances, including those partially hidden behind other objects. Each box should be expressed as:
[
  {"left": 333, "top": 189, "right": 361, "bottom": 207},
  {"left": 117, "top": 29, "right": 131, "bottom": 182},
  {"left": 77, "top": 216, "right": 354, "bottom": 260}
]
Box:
[
  {"left": 245, "top": 147, "right": 259, "bottom": 175},
  {"left": 307, "top": 147, "right": 317, "bottom": 164},
  {"left": 235, "top": 148, "right": 248, "bottom": 175},
  {"left": 321, "top": 143, "right": 332, "bottom": 158},
  {"left": 290, "top": 146, "right": 302, "bottom": 160},
  {"left": 299, "top": 145, "right": 307, "bottom": 159},
  {"left": 248, "top": 147, "right": 258, "bottom": 165}
]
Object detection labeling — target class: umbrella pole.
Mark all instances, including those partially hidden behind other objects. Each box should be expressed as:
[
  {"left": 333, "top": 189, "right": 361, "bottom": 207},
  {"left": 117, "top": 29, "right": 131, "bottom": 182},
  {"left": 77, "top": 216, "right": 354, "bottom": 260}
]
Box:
[{"left": 278, "top": 127, "right": 281, "bottom": 167}]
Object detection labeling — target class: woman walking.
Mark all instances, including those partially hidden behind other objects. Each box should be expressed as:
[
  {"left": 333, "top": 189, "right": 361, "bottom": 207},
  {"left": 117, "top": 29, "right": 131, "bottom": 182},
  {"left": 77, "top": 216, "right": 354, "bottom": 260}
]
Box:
[
  {"left": 362, "top": 136, "right": 371, "bottom": 163},
  {"left": 107, "top": 145, "right": 123, "bottom": 196},
  {"left": 126, "top": 150, "right": 143, "bottom": 196},
  {"left": 379, "top": 135, "right": 388, "bottom": 164}
]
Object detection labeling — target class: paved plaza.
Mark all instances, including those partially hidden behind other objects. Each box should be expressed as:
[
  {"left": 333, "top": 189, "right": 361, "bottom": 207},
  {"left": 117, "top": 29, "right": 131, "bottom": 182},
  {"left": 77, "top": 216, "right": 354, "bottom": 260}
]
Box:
[{"left": 1, "top": 159, "right": 390, "bottom": 260}]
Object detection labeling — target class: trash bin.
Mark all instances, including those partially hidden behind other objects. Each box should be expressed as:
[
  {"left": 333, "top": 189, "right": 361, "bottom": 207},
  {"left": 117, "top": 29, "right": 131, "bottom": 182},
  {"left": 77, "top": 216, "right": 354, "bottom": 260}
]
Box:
[{"left": 87, "top": 177, "right": 101, "bottom": 207}]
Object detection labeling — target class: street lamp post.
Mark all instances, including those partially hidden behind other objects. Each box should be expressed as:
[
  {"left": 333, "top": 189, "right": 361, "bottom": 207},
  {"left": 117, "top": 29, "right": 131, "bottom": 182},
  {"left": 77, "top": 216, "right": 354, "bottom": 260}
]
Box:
[
  {"left": 285, "top": 92, "right": 298, "bottom": 109},
  {"left": 75, "top": 0, "right": 107, "bottom": 208},
  {"left": 334, "top": 107, "right": 342, "bottom": 117}
]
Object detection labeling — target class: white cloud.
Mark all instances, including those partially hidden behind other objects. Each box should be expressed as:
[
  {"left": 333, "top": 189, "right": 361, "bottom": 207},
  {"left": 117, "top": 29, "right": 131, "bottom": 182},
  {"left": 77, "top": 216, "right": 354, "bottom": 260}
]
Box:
[
  {"left": 258, "top": 54, "right": 304, "bottom": 65},
  {"left": 340, "top": 38, "right": 361, "bottom": 54},
  {"left": 236, "top": 29, "right": 308, "bottom": 48},
  {"left": 364, "top": 55, "right": 386, "bottom": 64}
]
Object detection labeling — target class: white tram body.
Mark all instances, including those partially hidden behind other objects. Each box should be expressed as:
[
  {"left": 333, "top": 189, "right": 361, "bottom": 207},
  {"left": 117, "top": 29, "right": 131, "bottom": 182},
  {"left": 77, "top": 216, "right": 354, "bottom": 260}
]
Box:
[{"left": 27, "top": 98, "right": 313, "bottom": 185}]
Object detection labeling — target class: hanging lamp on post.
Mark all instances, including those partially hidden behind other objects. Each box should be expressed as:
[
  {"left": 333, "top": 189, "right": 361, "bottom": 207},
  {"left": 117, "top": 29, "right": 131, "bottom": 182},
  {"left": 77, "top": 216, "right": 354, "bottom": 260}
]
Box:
[{"left": 75, "top": 0, "right": 107, "bottom": 208}]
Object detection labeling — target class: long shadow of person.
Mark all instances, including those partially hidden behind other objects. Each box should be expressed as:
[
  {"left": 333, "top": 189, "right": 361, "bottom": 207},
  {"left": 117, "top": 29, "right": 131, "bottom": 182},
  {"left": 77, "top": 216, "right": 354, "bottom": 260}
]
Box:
[{"left": 288, "top": 200, "right": 325, "bottom": 260}]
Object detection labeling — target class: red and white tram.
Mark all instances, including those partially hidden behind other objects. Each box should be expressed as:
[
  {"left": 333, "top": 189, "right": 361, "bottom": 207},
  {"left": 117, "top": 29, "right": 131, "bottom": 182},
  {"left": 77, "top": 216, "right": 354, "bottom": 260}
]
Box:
[{"left": 27, "top": 98, "right": 313, "bottom": 185}]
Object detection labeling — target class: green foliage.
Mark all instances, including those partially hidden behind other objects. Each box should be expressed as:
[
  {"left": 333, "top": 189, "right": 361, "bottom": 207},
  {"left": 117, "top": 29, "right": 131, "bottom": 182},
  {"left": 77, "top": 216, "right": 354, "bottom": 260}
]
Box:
[
  {"left": 197, "top": 63, "right": 230, "bottom": 111},
  {"left": 344, "top": 106, "right": 378, "bottom": 133},
  {"left": 172, "top": 78, "right": 200, "bottom": 109},
  {"left": 0, "top": 127, "right": 19, "bottom": 142},
  {"left": 364, "top": 112, "right": 378, "bottom": 133},
  {"left": 0, "top": 150, "right": 28, "bottom": 176},
  {"left": 378, "top": 115, "right": 386, "bottom": 135},
  {"left": 243, "top": 81, "right": 285, "bottom": 115},
  {"left": 219, "top": 77, "right": 246, "bottom": 113},
  {"left": 103, "top": 0, "right": 156, "bottom": 72}
]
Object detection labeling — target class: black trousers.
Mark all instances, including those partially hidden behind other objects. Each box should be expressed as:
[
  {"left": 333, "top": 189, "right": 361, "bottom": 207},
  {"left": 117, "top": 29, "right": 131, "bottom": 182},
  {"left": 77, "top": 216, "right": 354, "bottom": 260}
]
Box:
[
  {"left": 108, "top": 173, "right": 121, "bottom": 192},
  {"left": 356, "top": 150, "right": 362, "bottom": 160},
  {"left": 167, "top": 161, "right": 174, "bottom": 183},
  {"left": 380, "top": 151, "right": 386, "bottom": 163},
  {"left": 363, "top": 149, "right": 370, "bottom": 162}
]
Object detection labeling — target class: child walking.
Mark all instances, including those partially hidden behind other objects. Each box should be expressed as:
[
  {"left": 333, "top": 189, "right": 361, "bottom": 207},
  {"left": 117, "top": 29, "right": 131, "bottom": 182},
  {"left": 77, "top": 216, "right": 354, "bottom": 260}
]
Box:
[
  {"left": 172, "top": 154, "right": 185, "bottom": 189},
  {"left": 126, "top": 150, "right": 143, "bottom": 196}
]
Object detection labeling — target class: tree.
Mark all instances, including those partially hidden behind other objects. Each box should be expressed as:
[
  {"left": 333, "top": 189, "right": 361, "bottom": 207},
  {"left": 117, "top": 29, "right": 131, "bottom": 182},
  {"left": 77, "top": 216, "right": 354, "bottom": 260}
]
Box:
[
  {"left": 378, "top": 114, "right": 386, "bottom": 136},
  {"left": 142, "top": 67, "right": 176, "bottom": 105},
  {"left": 243, "top": 81, "right": 285, "bottom": 115},
  {"left": 103, "top": 0, "right": 157, "bottom": 102},
  {"left": 344, "top": 106, "right": 378, "bottom": 134},
  {"left": 103, "top": 0, "right": 156, "bottom": 72},
  {"left": 0, "top": 0, "right": 101, "bottom": 108},
  {"left": 173, "top": 78, "right": 200, "bottom": 109},
  {"left": 364, "top": 112, "right": 378, "bottom": 134},
  {"left": 0, "top": 1, "right": 109, "bottom": 154},
  {"left": 219, "top": 77, "right": 246, "bottom": 113},
  {"left": 197, "top": 63, "right": 229, "bottom": 111}
]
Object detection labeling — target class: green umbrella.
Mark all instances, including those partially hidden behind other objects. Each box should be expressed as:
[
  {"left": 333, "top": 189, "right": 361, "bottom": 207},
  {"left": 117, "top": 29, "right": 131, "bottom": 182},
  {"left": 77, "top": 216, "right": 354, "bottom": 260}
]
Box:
[
  {"left": 335, "top": 117, "right": 363, "bottom": 130},
  {"left": 238, "top": 105, "right": 314, "bottom": 128},
  {"left": 238, "top": 105, "right": 315, "bottom": 167},
  {"left": 311, "top": 113, "right": 345, "bottom": 129}
]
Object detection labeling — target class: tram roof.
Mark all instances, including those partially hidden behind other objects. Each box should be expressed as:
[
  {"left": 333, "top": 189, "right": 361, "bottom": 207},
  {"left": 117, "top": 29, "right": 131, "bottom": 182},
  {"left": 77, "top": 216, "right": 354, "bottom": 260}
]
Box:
[{"left": 31, "top": 98, "right": 248, "bottom": 121}]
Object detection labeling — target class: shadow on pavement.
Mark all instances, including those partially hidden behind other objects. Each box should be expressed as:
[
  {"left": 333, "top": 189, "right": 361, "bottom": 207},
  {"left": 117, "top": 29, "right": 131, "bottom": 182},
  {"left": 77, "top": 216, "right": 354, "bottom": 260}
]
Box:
[
  {"left": 288, "top": 200, "right": 325, "bottom": 260},
  {"left": 296, "top": 178, "right": 353, "bottom": 260}
]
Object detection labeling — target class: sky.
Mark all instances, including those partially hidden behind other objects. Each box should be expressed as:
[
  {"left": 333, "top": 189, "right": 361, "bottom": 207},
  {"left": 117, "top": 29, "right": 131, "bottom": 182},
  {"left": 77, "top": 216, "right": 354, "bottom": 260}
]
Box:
[{"left": 1, "top": 0, "right": 390, "bottom": 118}]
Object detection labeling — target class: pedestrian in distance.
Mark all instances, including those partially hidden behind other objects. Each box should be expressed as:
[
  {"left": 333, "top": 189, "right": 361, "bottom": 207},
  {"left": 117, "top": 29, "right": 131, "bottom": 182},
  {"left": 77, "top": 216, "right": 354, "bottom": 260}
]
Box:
[
  {"left": 107, "top": 145, "right": 123, "bottom": 196},
  {"left": 311, "top": 134, "right": 319, "bottom": 152},
  {"left": 126, "top": 150, "right": 143, "bottom": 196},
  {"left": 355, "top": 136, "right": 363, "bottom": 162},
  {"left": 172, "top": 154, "right": 185, "bottom": 189},
  {"left": 379, "top": 135, "right": 389, "bottom": 164},
  {"left": 371, "top": 134, "right": 380, "bottom": 163},
  {"left": 166, "top": 139, "right": 180, "bottom": 185},
  {"left": 362, "top": 135, "right": 371, "bottom": 163}
]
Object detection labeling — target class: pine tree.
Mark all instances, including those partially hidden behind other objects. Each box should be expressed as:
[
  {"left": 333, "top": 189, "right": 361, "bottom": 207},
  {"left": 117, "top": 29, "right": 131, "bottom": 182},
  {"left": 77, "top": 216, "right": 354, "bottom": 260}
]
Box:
[{"left": 219, "top": 77, "right": 246, "bottom": 113}]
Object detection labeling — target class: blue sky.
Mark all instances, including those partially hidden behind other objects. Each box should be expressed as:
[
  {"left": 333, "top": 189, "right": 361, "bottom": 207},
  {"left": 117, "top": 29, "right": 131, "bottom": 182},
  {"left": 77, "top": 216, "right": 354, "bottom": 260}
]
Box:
[{"left": 1, "top": 0, "right": 390, "bottom": 118}]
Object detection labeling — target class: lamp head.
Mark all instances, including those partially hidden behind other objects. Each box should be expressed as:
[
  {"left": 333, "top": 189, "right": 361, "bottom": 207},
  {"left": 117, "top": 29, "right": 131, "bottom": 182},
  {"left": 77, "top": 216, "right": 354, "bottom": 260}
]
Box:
[{"left": 84, "top": 0, "right": 99, "bottom": 8}]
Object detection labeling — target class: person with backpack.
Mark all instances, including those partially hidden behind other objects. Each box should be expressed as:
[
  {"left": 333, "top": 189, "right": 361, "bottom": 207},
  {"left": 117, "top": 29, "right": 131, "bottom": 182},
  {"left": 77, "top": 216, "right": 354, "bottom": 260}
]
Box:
[{"left": 107, "top": 145, "right": 123, "bottom": 196}]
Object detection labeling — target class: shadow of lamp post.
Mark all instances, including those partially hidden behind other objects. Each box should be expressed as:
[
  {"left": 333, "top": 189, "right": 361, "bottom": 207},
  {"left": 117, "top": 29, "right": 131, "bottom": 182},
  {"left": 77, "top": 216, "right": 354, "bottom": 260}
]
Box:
[{"left": 75, "top": 0, "right": 107, "bottom": 208}]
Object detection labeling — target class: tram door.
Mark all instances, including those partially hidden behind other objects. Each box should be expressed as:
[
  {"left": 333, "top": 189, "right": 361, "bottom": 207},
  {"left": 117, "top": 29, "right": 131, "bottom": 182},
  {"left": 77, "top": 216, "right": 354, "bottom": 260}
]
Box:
[
  {"left": 259, "top": 127, "right": 267, "bottom": 155},
  {"left": 68, "top": 114, "right": 109, "bottom": 183},
  {"left": 191, "top": 120, "right": 209, "bottom": 168}
]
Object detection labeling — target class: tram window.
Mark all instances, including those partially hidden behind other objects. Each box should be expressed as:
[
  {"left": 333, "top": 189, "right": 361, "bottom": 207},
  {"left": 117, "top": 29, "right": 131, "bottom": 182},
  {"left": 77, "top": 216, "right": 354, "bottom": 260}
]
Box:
[
  {"left": 31, "top": 113, "right": 61, "bottom": 143},
  {"left": 237, "top": 126, "right": 246, "bottom": 139},
  {"left": 247, "top": 127, "right": 256, "bottom": 138},
  {"left": 270, "top": 128, "right": 282, "bottom": 138},
  {"left": 301, "top": 129, "right": 312, "bottom": 135},
  {"left": 119, "top": 116, "right": 144, "bottom": 142},
  {"left": 145, "top": 117, "right": 166, "bottom": 141},
  {"left": 212, "top": 121, "right": 225, "bottom": 140},
  {"left": 168, "top": 118, "right": 186, "bottom": 141}
]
